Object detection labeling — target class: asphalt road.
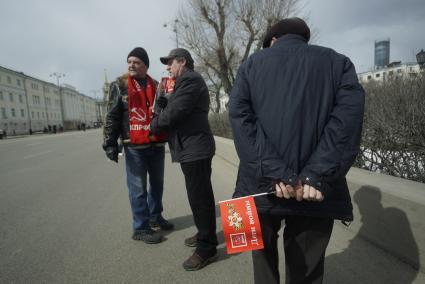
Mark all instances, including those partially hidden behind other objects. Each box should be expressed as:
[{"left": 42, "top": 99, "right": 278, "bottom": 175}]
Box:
[{"left": 0, "top": 130, "right": 423, "bottom": 283}]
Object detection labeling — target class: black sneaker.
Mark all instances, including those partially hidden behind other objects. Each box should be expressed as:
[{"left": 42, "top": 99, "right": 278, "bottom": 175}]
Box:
[
  {"left": 184, "top": 234, "right": 198, "bottom": 247},
  {"left": 132, "top": 229, "right": 163, "bottom": 244},
  {"left": 182, "top": 252, "right": 217, "bottom": 271},
  {"left": 150, "top": 217, "right": 174, "bottom": 231}
]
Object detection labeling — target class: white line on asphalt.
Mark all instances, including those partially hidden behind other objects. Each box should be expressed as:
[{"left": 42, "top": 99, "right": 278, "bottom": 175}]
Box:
[
  {"left": 22, "top": 150, "right": 53, "bottom": 160},
  {"left": 27, "top": 142, "right": 43, "bottom": 146},
  {"left": 0, "top": 130, "right": 100, "bottom": 146}
]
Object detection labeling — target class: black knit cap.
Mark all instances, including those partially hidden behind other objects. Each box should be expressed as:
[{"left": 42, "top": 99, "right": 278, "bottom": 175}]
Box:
[
  {"left": 127, "top": 47, "right": 149, "bottom": 68},
  {"left": 262, "top": 17, "right": 310, "bottom": 48}
]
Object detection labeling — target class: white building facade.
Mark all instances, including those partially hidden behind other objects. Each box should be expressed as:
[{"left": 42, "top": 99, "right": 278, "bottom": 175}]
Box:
[
  {"left": 60, "top": 84, "right": 96, "bottom": 130},
  {"left": 0, "top": 65, "right": 97, "bottom": 135},
  {"left": 358, "top": 62, "right": 423, "bottom": 84},
  {"left": 0, "top": 67, "right": 29, "bottom": 135},
  {"left": 25, "top": 76, "right": 63, "bottom": 132}
]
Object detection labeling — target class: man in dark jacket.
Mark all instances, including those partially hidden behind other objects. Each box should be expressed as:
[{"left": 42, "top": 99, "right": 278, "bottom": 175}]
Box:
[
  {"left": 229, "top": 18, "right": 365, "bottom": 284},
  {"left": 103, "top": 47, "right": 173, "bottom": 245},
  {"left": 150, "top": 48, "right": 217, "bottom": 271}
]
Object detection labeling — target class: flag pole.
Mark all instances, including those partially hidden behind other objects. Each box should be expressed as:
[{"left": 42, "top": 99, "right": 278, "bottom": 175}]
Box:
[{"left": 219, "top": 190, "right": 275, "bottom": 203}]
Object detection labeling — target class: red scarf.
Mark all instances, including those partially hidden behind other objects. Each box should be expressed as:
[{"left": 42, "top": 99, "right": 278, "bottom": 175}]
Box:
[{"left": 128, "top": 75, "right": 165, "bottom": 144}]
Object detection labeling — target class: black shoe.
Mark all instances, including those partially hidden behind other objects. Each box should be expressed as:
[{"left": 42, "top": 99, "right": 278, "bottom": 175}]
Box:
[
  {"left": 150, "top": 217, "right": 174, "bottom": 231},
  {"left": 182, "top": 252, "right": 217, "bottom": 271},
  {"left": 132, "top": 229, "right": 163, "bottom": 244},
  {"left": 184, "top": 234, "right": 198, "bottom": 247}
]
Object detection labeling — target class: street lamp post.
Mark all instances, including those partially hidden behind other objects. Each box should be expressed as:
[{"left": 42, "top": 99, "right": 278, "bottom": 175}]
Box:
[
  {"left": 50, "top": 72, "right": 65, "bottom": 130},
  {"left": 90, "top": 89, "right": 102, "bottom": 124},
  {"left": 49, "top": 72, "right": 65, "bottom": 87},
  {"left": 163, "top": 19, "right": 180, "bottom": 47},
  {"left": 90, "top": 89, "right": 100, "bottom": 98}
]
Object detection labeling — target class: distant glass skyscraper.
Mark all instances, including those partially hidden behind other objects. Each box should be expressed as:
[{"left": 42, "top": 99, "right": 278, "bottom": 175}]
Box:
[{"left": 375, "top": 39, "right": 390, "bottom": 69}]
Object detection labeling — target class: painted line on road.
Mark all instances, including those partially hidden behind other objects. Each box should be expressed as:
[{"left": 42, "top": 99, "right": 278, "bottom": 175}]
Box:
[
  {"left": 22, "top": 150, "right": 53, "bottom": 160},
  {"left": 215, "top": 152, "right": 238, "bottom": 168},
  {"left": 27, "top": 142, "right": 43, "bottom": 146}
]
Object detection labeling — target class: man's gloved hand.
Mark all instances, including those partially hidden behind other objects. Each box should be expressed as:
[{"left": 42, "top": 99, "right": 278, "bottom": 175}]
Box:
[
  {"left": 105, "top": 146, "right": 118, "bottom": 163},
  {"left": 156, "top": 96, "right": 168, "bottom": 109}
]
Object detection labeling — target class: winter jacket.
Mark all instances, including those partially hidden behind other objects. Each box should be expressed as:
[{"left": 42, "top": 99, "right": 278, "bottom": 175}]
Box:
[
  {"left": 229, "top": 34, "right": 365, "bottom": 221},
  {"left": 150, "top": 70, "right": 215, "bottom": 163},
  {"left": 103, "top": 74, "right": 164, "bottom": 149}
]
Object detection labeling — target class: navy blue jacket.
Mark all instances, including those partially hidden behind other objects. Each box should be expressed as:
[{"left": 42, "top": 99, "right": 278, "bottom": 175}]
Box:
[{"left": 229, "top": 34, "right": 365, "bottom": 221}]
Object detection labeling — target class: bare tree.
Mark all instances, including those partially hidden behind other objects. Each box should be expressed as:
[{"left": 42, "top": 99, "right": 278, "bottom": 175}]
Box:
[
  {"left": 355, "top": 76, "right": 425, "bottom": 182},
  {"left": 173, "top": 0, "right": 305, "bottom": 112}
]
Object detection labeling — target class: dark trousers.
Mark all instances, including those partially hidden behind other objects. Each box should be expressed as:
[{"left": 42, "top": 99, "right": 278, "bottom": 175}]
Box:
[
  {"left": 180, "top": 157, "right": 218, "bottom": 257},
  {"left": 253, "top": 214, "right": 334, "bottom": 284}
]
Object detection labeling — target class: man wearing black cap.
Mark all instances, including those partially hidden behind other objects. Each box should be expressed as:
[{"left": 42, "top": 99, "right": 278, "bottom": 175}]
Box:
[
  {"left": 103, "top": 47, "right": 174, "bottom": 244},
  {"left": 150, "top": 48, "right": 218, "bottom": 271},
  {"left": 229, "top": 18, "right": 365, "bottom": 283}
]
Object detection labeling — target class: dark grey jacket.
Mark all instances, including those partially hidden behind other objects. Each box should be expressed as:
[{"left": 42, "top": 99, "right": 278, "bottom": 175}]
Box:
[
  {"left": 229, "top": 34, "right": 365, "bottom": 221},
  {"left": 150, "top": 70, "right": 215, "bottom": 163}
]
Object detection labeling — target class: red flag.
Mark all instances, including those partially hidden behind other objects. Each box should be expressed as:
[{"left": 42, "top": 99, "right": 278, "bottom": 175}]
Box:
[
  {"left": 219, "top": 196, "right": 264, "bottom": 254},
  {"left": 160, "top": 77, "right": 176, "bottom": 94}
]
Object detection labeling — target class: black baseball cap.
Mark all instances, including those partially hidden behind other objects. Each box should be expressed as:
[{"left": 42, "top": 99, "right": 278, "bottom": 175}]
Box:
[{"left": 160, "top": 48, "right": 194, "bottom": 65}]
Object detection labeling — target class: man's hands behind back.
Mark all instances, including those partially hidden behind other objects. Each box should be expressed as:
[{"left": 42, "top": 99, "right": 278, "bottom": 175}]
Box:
[{"left": 275, "top": 180, "right": 324, "bottom": 202}]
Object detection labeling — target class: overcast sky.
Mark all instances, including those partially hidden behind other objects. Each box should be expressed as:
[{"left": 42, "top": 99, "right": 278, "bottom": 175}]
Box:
[{"left": 1, "top": 0, "right": 424, "bottom": 97}]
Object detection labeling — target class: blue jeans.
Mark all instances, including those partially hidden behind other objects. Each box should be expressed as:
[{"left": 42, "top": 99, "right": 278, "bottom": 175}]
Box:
[{"left": 124, "top": 145, "right": 165, "bottom": 231}]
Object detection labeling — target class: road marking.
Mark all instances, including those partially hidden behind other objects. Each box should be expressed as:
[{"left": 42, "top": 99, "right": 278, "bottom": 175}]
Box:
[
  {"left": 27, "top": 142, "right": 43, "bottom": 146},
  {"left": 22, "top": 150, "right": 53, "bottom": 160}
]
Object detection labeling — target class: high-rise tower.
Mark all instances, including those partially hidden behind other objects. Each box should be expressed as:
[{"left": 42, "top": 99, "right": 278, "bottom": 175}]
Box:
[{"left": 374, "top": 39, "right": 390, "bottom": 69}]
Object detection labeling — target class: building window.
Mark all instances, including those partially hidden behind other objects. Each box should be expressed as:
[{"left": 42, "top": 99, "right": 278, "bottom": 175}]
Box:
[
  {"left": 21, "top": 109, "right": 25, "bottom": 117},
  {"left": 33, "top": 96, "right": 40, "bottom": 104},
  {"left": 375, "top": 73, "right": 381, "bottom": 78},
  {"left": 0, "top": 91, "right": 3, "bottom": 100},
  {"left": 19, "top": 94, "right": 23, "bottom": 103},
  {"left": 32, "top": 111, "right": 34, "bottom": 118},
  {"left": 397, "top": 69, "right": 402, "bottom": 73},
  {"left": 42, "top": 112, "right": 44, "bottom": 118},
  {"left": 31, "top": 83, "right": 39, "bottom": 90},
  {"left": 37, "top": 112, "right": 40, "bottom": 119},
  {"left": 9, "top": 93, "right": 14, "bottom": 102},
  {"left": 7, "top": 76, "right": 11, "bottom": 84},
  {"left": 1, "top": 108, "right": 6, "bottom": 119},
  {"left": 17, "top": 79, "right": 21, "bottom": 86},
  {"left": 389, "top": 71, "right": 394, "bottom": 76},
  {"left": 367, "top": 75, "right": 372, "bottom": 80},
  {"left": 11, "top": 108, "right": 16, "bottom": 117}
]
